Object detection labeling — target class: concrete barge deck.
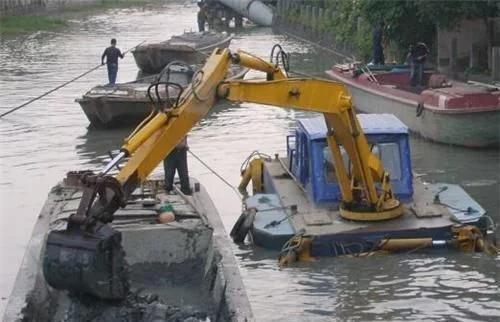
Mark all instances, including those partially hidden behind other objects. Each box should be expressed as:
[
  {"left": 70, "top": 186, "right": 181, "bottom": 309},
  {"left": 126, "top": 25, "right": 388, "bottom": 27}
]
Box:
[{"left": 3, "top": 177, "right": 253, "bottom": 322}]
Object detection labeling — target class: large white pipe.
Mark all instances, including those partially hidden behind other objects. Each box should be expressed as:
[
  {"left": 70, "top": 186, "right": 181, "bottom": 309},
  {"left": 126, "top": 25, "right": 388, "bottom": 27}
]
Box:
[{"left": 217, "top": 0, "right": 273, "bottom": 26}]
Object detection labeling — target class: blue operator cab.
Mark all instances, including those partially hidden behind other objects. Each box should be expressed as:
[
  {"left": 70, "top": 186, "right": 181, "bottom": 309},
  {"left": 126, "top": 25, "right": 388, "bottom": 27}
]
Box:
[{"left": 286, "top": 114, "right": 413, "bottom": 206}]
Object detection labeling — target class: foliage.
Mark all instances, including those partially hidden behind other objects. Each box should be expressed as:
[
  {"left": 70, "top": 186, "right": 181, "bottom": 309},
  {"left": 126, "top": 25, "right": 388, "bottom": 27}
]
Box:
[
  {"left": 288, "top": 0, "right": 500, "bottom": 62},
  {"left": 417, "top": 0, "right": 499, "bottom": 29},
  {"left": 322, "top": 0, "right": 372, "bottom": 59},
  {"left": 0, "top": 0, "right": 158, "bottom": 35},
  {"left": 359, "top": 0, "right": 500, "bottom": 59},
  {"left": 0, "top": 16, "right": 67, "bottom": 35},
  {"left": 359, "top": 0, "right": 435, "bottom": 60}
]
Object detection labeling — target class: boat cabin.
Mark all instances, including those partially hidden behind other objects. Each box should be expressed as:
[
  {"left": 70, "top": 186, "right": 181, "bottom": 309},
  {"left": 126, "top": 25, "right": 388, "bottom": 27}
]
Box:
[{"left": 285, "top": 114, "right": 413, "bottom": 205}]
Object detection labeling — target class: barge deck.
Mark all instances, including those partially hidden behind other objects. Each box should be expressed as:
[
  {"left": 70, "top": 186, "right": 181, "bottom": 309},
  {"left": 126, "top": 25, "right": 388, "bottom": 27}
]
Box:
[{"left": 4, "top": 177, "right": 253, "bottom": 322}]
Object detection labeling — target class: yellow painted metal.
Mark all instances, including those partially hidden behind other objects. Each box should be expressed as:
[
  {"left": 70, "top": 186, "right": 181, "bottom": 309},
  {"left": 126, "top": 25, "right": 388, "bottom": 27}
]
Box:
[
  {"left": 238, "top": 158, "right": 264, "bottom": 195},
  {"left": 112, "top": 48, "right": 402, "bottom": 222},
  {"left": 297, "top": 238, "right": 315, "bottom": 262},
  {"left": 250, "top": 159, "right": 264, "bottom": 193},
  {"left": 278, "top": 236, "right": 314, "bottom": 268},
  {"left": 451, "top": 225, "right": 498, "bottom": 255},
  {"left": 375, "top": 228, "right": 499, "bottom": 255},
  {"left": 217, "top": 78, "right": 351, "bottom": 114},
  {"left": 379, "top": 238, "right": 433, "bottom": 251},
  {"left": 340, "top": 201, "right": 403, "bottom": 221},
  {"left": 115, "top": 48, "right": 233, "bottom": 185},
  {"left": 218, "top": 78, "right": 402, "bottom": 220},
  {"left": 325, "top": 129, "right": 353, "bottom": 202},
  {"left": 238, "top": 166, "right": 252, "bottom": 196},
  {"left": 234, "top": 50, "right": 286, "bottom": 80}
]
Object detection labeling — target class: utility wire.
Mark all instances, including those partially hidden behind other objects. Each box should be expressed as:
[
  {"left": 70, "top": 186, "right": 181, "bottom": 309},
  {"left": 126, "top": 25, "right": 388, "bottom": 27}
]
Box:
[{"left": 0, "top": 41, "right": 146, "bottom": 119}]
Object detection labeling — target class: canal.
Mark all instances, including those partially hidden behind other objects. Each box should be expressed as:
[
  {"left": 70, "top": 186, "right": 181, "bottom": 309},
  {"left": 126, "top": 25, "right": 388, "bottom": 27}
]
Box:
[{"left": 1, "top": 2, "right": 499, "bottom": 320}]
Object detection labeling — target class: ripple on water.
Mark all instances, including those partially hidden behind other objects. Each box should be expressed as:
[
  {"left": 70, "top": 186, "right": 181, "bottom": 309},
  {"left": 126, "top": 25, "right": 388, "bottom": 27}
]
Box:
[{"left": 1, "top": 2, "right": 500, "bottom": 321}]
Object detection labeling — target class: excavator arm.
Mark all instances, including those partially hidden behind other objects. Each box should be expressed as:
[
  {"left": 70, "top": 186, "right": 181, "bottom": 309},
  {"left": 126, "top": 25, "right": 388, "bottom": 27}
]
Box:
[
  {"left": 88, "top": 49, "right": 288, "bottom": 216},
  {"left": 218, "top": 78, "right": 396, "bottom": 216},
  {"left": 43, "top": 47, "right": 402, "bottom": 299},
  {"left": 112, "top": 48, "right": 402, "bottom": 219}
]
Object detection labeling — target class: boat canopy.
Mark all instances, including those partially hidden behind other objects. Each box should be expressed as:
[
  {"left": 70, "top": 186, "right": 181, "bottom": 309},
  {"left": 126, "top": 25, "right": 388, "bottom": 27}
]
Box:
[{"left": 287, "top": 114, "right": 413, "bottom": 205}]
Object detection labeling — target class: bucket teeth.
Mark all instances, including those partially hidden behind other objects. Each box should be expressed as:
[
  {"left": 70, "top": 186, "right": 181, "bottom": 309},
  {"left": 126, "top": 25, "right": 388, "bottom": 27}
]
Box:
[{"left": 43, "top": 222, "right": 128, "bottom": 299}]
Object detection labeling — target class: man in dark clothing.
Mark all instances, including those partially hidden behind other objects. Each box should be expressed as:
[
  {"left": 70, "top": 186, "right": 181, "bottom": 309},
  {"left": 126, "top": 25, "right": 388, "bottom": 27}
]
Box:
[
  {"left": 372, "top": 22, "right": 385, "bottom": 65},
  {"left": 407, "top": 42, "right": 429, "bottom": 87},
  {"left": 163, "top": 136, "right": 192, "bottom": 195},
  {"left": 101, "top": 38, "right": 124, "bottom": 85},
  {"left": 197, "top": 1, "right": 207, "bottom": 32}
]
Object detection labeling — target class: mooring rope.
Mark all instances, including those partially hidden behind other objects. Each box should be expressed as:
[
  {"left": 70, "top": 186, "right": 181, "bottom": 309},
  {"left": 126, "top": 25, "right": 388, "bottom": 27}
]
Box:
[
  {"left": 0, "top": 41, "right": 146, "bottom": 119},
  {"left": 187, "top": 149, "right": 242, "bottom": 200}
]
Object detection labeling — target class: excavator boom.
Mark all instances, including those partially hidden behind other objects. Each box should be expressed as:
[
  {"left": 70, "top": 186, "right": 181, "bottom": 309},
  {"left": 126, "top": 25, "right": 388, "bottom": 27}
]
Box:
[{"left": 43, "top": 47, "right": 402, "bottom": 299}]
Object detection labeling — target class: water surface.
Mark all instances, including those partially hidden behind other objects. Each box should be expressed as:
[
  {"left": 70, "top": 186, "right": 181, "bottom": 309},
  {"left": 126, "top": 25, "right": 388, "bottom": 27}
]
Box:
[{"left": 1, "top": 2, "right": 499, "bottom": 320}]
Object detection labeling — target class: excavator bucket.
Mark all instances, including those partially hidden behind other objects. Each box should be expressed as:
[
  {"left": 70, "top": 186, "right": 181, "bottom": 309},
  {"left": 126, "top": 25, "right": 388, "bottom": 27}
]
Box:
[
  {"left": 43, "top": 221, "right": 128, "bottom": 299},
  {"left": 42, "top": 171, "right": 129, "bottom": 299}
]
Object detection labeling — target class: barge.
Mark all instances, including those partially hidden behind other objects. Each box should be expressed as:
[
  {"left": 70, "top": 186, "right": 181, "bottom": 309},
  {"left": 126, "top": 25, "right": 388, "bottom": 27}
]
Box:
[
  {"left": 325, "top": 64, "right": 500, "bottom": 148},
  {"left": 3, "top": 176, "right": 254, "bottom": 322},
  {"left": 132, "top": 32, "right": 233, "bottom": 74},
  {"left": 76, "top": 64, "right": 248, "bottom": 128},
  {"left": 235, "top": 114, "right": 496, "bottom": 262}
]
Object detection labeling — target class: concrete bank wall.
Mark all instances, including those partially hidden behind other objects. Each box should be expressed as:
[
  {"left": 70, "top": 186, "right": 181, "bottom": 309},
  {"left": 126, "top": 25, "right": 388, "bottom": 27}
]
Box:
[
  {"left": 437, "top": 18, "right": 500, "bottom": 80},
  {"left": 1, "top": 0, "right": 100, "bottom": 16},
  {"left": 274, "top": 0, "right": 356, "bottom": 59}
]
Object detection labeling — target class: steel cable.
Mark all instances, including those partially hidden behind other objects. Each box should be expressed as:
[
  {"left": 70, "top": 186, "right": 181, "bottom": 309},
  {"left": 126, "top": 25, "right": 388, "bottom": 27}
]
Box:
[
  {"left": 187, "top": 149, "right": 241, "bottom": 200},
  {"left": 0, "top": 41, "right": 146, "bottom": 119}
]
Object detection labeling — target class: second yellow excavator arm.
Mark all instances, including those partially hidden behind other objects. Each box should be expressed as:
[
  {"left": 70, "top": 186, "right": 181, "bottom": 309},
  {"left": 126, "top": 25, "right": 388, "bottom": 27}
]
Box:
[{"left": 105, "top": 47, "right": 402, "bottom": 222}]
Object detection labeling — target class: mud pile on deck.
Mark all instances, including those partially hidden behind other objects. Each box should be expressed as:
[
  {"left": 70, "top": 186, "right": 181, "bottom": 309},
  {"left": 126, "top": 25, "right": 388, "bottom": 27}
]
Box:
[{"left": 46, "top": 287, "right": 209, "bottom": 322}]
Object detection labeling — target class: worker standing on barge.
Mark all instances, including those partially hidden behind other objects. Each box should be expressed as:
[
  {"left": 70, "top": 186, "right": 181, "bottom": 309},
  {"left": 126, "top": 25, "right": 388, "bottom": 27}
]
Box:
[
  {"left": 101, "top": 38, "right": 124, "bottom": 85},
  {"left": 407, "top": 42, "right": 429, "bottom": 87},
  {"left": 197, "top": 1, "right": 207, "bottom": 32},
  {"left": 164, "top": 136, "right": 192, "bottom": 195},
  {"left": 372, "top": 22, "right": 385, "bottom": 65}
]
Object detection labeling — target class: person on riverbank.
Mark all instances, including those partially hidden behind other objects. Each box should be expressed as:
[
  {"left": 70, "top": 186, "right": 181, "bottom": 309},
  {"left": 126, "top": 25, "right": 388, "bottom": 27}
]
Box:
[
  {"left": 197, "top": 1, "right": 207, "bottom": 32},
  {"left": 372, "top": 22, "right": 385, "bottom": 65},
  {"left": 164, "top": 136, "right": 192, "bottom": 195},
  {"left": 101, "top": 38, "right": 124, "bottom": 85},
  {"left": 407, "top": 42, "right": 429, "bottom": 87}
]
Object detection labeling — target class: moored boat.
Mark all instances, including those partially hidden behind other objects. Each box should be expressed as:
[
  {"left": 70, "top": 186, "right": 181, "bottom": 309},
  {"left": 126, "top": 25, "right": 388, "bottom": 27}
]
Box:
[
  {"left": 76, "top": 64, "right": 248, "bottom": 128},
  {"left": 325, "top": 64, "right": 500, "bottom": 148},
  {"left": 233, "top": 114, "right": 497, "bottom": 262},
  {"left": 132, "top": 32, "right": 233, "bottom": 74},
  {"left": 4, "top": 174, "right": 254, "bottom": 322}
]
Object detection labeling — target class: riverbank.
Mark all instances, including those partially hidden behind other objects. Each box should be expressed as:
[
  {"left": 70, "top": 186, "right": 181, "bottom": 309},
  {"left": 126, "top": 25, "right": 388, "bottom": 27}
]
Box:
[
  {"left": 274, "top": 0, "right": 370, "bottom": 62},
  {"left": 0, "top": 0, "right": 159, "bottom": 35},
  {"left": 1, "top": 2, "right": 499, "bottom": 321}
]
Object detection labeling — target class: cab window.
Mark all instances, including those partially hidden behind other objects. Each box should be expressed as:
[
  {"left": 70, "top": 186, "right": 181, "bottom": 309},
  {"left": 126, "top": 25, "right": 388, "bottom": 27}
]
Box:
[
  {"left": 323, "top": 146, "right": 348, "bottom": 183},
  {"left": 371, "top": 142, "right": 402, "bottom": 180},
  {"left": 323, "top": 142, "right": 401, "bottom": 183}
]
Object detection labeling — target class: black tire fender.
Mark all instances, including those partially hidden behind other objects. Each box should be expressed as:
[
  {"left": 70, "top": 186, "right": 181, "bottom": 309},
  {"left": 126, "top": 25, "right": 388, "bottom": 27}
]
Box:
[{"left": 230, "top": 208, "right": 257, "bottom": 244}]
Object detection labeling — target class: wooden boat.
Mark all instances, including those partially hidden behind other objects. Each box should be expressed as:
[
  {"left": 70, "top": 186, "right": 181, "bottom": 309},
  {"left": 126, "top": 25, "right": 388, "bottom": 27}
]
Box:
[
  {"left": 235, "top": 114, "right": 496, "bottom": 259},
  {"left": 76, "top": 65, "right": 248, "bottom": 128},
  {"left": 132, "top": 32, "right": 233, "bottom": 74},
  {"left": 325, "top": 64, "right": 500, "bottom": 148},
  {"left": 4, "top": 175, "right": 254, "bottom": 321}
]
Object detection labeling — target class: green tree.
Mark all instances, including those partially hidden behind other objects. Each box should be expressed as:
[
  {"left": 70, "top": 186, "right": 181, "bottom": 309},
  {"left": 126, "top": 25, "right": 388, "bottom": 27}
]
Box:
[{"left": 359, "top": 0, "right": 500, "bottom": 61}]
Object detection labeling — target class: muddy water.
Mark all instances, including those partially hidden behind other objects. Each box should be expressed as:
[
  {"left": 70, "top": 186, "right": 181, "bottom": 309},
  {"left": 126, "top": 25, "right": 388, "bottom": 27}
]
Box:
[{"left": 1, "top": 2, "right": 499, "bottom": 321}]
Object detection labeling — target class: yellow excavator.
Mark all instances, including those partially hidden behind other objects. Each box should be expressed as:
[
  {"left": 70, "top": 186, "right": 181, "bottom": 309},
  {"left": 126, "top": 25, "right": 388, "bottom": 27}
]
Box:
[{"left": 43, "top": 47, "right": 404, "bottom": 299}]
